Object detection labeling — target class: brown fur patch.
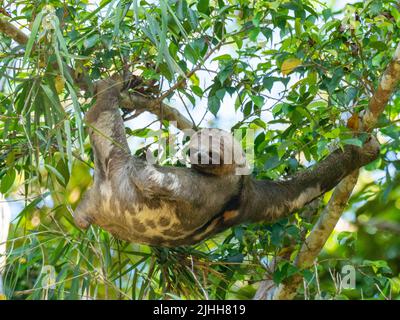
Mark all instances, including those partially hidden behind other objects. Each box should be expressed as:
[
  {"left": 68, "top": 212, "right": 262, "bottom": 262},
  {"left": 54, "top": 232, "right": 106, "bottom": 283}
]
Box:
[
  {"left": 193, "top": 218, "right": 219, "bottom": 241},
  {"left": 131, "top": 218, "right": 147, "bottom": 232},
  {"left": 145, "top": 219, "right": 156, "bottom": 229},
  {"left": 161, "top": 229, "right": 185, "bottom": 237},
  {"left": 159, "top": 216, "right": 171, "bottom": 227},
  {"left": 223, "top": 210, "right": 239, "bottom": 222}
]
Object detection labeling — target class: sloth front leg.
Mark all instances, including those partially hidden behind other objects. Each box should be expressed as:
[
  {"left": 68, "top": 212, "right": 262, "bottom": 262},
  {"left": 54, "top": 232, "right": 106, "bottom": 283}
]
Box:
[
  {"left": 73, "top": 78, "right": 129, "bottom": 229},
  {"left": 85, "top": 78, "right": 130, "bottom": 171}
]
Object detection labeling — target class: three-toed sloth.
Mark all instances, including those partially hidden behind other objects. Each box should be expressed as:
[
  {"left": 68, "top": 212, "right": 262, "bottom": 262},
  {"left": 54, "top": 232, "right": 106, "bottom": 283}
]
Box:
[{"left": 73, "top": 79, "right": 380, "bottom": 247}]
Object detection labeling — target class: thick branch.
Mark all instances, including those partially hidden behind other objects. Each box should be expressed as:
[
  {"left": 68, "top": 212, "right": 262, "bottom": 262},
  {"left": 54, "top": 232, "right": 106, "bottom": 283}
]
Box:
[
  {"left": 0, "top": 17, "right": 28, "bottom": 45},
  {"left": 358, "top": 218, "right": 400, "bottom": 234},
  {"left": 263, "top": 42, "right": 400, "bottom": 300},
  {"left": 271, "top": 171, "right": 359, "bottom": 299},
  {"left": 364, "top": 45, "right": 400, "bottom": 131}
]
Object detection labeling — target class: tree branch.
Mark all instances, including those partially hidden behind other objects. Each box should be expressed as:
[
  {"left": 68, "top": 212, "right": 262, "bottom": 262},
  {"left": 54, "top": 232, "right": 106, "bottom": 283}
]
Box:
[
  {"left": 0, "top": 17, "right": 28, "bottom": 45},
  {"left": 0, "top": 16, "right": 193, "bottom": 131},
  {"left": 358, "top": 218, "right": 400, "bottom": 234},
  {"left": 120, "top": 40, "right": 231, "bottom": 131},
  {"left": 120, "top": 93, "right": 194, "bottom": 130},
  {"left": 257, "top": 42, "right": 400, "bottom": 300}
]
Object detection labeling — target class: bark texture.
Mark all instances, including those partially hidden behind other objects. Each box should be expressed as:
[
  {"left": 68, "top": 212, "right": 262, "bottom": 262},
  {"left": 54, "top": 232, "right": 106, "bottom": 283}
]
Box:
[{"left": 0, "top": 17, "right": 28, "bottom": 45}]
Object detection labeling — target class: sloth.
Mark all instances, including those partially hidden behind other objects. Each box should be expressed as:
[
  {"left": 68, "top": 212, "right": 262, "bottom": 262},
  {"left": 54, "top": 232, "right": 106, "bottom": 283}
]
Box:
[{"left": 73, "top": 78, "right": 380, "bottom": 247}]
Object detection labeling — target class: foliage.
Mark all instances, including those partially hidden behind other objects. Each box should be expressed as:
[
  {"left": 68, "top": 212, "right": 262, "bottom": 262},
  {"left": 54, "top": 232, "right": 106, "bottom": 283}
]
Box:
[{"left": 1, "top": 0, "right": 400, "bottom": 300}]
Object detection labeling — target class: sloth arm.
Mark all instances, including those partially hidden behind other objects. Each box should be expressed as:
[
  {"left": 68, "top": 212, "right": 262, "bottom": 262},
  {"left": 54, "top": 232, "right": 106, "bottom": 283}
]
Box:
[{"left": 238, "top": 139, "right": 380, "bottom": 224}]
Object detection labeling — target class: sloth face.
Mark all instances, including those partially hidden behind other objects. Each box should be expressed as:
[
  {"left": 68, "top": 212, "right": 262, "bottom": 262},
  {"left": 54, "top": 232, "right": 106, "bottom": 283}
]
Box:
[{"left": 188, "top": 129, "right": 248, "bottom": 176}]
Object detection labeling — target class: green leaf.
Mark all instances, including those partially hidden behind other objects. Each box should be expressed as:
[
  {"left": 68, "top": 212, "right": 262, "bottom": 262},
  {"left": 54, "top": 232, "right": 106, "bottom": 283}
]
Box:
[
  {"left": 273, "top": 261, "right": 299, "bottom": 284},
  {"left": 252, "top": 118, "right": 266, "bottom": 129},
  {"left": 264, "top": 155, "right": 280, "bottom": 170},
  {"left": 66, "top": 82, "right": 84, "bottom": 155},
  {"left": 218, "top": 66, "right": 233, "bottom": 83},
  {"left": 324, "top": 127, "right": 340, "bottom": 139},
  {"left": 342, "top": 138, "right": 363, "bottom": 147},
  {"left": 250, "top": 95, "right": 264, "bottom": 108},
  {"left": 83, "top": 34, "right": 99, "bottom": 49},
  {"left": 112, "top": 0, "right": 123, "bottom": 40},
  {"left": 45, "top": 164, "right": 66, "bottom": 186},
  {"left": 248, "top": 27, "right": 260, "bottom": 42},
  {"left": 197, "top": 0, "right": 210, "bottom": 14},
  {"left": 183, "top": 44, "right": 198, "bottom": 64},
  {"left": 363, "top": 260, "right": 392, "bottom": 275},
  {"left": 337, "top": 231, "right": 357, "bottom": 247},
  {"left": 23, "top": 11, "right": 44, "bottom": 64},
  {"left": 56, "top": 159, "right": 71, "bottom": 187},
  {"left": 40, "top": 84, "right": 65, "bottom": 117},
  {"left": 64, "top": 120, "right": 73, "bottom": 173},
  {"left": 14, "top": 192, "right": 51, "bottom": 226},
  {"left": 0, "top": 168, "right": 16, "bottom": 194},
  {"left": 191, "top": 85, "right": 203, "bottom": 97},
  {"left": 208, "top": 95, "right": 220, "bottom": 116},
  {"left": 215, "top": 88, "right": 225, "bottom": 100},
  {"left": 212, "top": 54, "right": 233, "bottom": 63},
  {"left": 369, "top": 41, "right": 387, "bottom": 51}
]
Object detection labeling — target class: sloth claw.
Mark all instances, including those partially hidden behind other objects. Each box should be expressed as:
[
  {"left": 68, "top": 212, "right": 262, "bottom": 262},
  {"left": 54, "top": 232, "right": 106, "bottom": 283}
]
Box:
[
  {"left": 73, "top": 200, "right": 93, "bottom": 230},
  {"left": 73, "top": 213, "right": 92, "bottom": 229}
]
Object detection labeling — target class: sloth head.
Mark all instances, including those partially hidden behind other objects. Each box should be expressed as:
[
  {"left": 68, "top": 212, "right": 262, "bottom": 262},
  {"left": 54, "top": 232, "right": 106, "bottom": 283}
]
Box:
[{"left": 188, "top": 128, "right": 249, "bottom": 176}]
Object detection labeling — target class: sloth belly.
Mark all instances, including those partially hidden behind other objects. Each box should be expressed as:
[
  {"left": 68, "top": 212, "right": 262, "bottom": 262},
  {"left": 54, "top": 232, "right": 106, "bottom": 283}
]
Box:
[
  {"left": 94, "top": 182, "right": 239, "bottom": 246},
  {"left": 97, "top": 204, "right": 240, "bottom": 247},
  {"left": 95, "top": 200, "right": 199, "bottom": 246}
]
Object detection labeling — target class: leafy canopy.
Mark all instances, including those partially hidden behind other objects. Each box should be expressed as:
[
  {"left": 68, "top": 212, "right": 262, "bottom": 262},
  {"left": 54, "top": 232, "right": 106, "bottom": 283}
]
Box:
[{"left": 1, "top": 0, "right": 400, "bottom": 300}]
